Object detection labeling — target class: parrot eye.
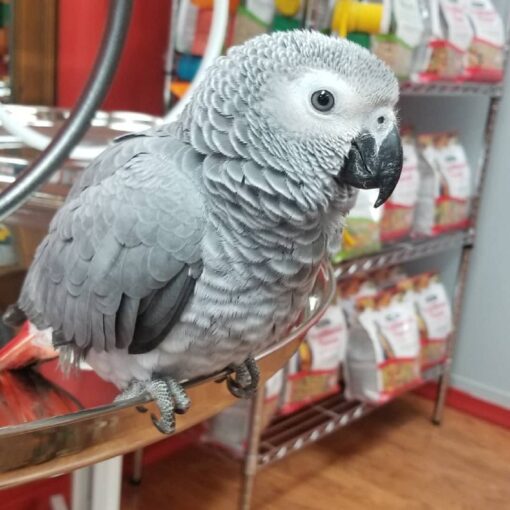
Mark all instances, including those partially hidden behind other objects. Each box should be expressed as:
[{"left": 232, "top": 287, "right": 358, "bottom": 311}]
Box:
[{"left": 311, "top": 90, "right": 335, "bottom": 112}]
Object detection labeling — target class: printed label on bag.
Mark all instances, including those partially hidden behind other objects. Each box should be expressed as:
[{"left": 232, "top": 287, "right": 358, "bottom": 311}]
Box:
[
  {"left": 373, "top": 301, "right": 421, "bottom": 360},
  {"left": 415, "top": 281, "right": 453, "bottom": 339},
  {"left": 437, "top": 142, "right": 471, "bottom": 199},
  {"left": 389, "top": 141, "right": 420, "bottom": 206},
  {"left": 306, "top": 303, "right": 348, "bottom": 371},
  {"left": 393, "top": 0, "right": 425, "bottom": 48},
  {"left": 430, "top": 0, "right": 444, "bottom": 38},
  {"left": 466, "top": 0, "right": 504, "bottom": 47},
  {"left": 440, "top": 0, "right": 474, "bottom": 51}
]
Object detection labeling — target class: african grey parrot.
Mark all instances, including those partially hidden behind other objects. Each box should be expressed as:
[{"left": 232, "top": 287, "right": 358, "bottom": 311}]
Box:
[{"left": 4, "top": 30, "right": 402, "bottom": 433}]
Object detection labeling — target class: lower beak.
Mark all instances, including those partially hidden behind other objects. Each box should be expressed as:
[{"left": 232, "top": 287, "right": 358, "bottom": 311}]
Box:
[{"left": 337, "top": 125, "right": 403, "bottom": 208}]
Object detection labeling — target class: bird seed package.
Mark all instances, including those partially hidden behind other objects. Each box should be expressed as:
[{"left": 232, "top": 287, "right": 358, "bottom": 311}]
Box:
[
  {"left": 338, "top": 276, "right": 379, "bottom": 329},
  {"left": 437, "top": 0, "right": 474, "bottom": 79},
  {"left": 380, "top": 130, "right": 420, "bottom": 243},
  {"left": 463, "top": 0, "right": 504, "bottom": 82},
  {"left": 371, "top": 0, "right": 425, "bottom": 80},
  {"left": 414, "top": 133, "right": 471, "bottom": 236},
  {"left": 332, "top": 189, "right": 382, "bottom": 262},
  {"left": 204, "top": 369, "right": 285, "bottom": 457},
  {"left": 411, "top": 273, "right": 453, "bottom": 368},
  {"left": 415, "top": 0, "right": 448, "bottom": 82},
  {"left": 282, "top": 297, "right": 348, "bottom": 414},
  {"left": 344, "top": 287, "right": 421, "bottom": 403}
]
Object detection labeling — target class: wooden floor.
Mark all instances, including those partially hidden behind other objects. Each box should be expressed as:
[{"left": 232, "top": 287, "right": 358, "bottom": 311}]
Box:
[{"left": 121, "top": 396, "right": 510, "bottom": 510}]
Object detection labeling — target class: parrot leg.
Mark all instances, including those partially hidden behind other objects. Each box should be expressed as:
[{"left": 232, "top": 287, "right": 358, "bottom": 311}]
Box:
[
  {"left": 114, "top": 376, "right": 191, "bottom": 434},
  {"left": 226, "top": 356, "right": 260, "bottom": 399}
]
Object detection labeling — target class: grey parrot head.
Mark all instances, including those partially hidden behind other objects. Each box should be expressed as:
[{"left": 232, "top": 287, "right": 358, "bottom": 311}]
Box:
[{"left": 183, "top": 30, "right": 402, "bottom": 209}]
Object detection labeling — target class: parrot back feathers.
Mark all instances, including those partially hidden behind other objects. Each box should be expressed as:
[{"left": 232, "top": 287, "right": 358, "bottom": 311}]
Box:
[{"left": 18, "top": 134, "right": 205, "bottom": 357}]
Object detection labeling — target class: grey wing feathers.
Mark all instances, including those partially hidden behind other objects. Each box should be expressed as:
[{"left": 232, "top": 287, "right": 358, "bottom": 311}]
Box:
[{"left": 18, "top": 133, "right": 205, "bottom": 354}]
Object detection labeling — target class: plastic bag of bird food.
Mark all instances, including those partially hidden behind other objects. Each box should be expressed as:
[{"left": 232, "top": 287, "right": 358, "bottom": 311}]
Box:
[
  {"left": 380, "top": 129, "right": 420, "bottom": 243},
  {"left": 281, "top": 296, "right": 348, "bottom": 414},
  {"left": 411, "top": 272, "right": 453, "bottom": 368},
  {"left": 414, "top": 133, "right": 471, "bottom": 236},
  {"left": 204, "top": 369, "right": 285, "bottom": 457},
  {"left": 371, "top": 0, "right": 425, "bottom": 80},
  {"left": 344, "top": 287, "right": 421, "bottom": 404},
  {"left": 338, "top": 275, "right": 379, "bottom": 328},
  {"left": 415, "top": 0, "right": 448, "bottom": 82},
  {"left": 437, "top": 0, "right": 474, "bottom": 79},
  {"left": 332, "top": 189, "right": 382, "bottom": 262},
  {"left": 463, "top": 0, "right": 504, "bottom": 82}
]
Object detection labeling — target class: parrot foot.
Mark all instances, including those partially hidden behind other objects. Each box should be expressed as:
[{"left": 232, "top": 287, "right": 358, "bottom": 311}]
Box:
[
  {"left": 115, "top": 376, "right": 191, "bottom": 434},
  {"left": 226, "top": 356, "right": 260, "bottom": 399}
]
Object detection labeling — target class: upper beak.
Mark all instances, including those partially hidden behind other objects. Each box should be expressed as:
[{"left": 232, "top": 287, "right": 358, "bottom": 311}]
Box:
[{"left": 337, "top": 125, "right": 403, "bottom": 208}]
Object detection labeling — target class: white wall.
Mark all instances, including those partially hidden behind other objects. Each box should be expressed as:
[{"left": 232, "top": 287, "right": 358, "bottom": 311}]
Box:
[
  {"left": 450, "top": 60, "right": 510, "bottom": 409},
  {"left": 447, "top": 0, "right": 510, "bottom": 408}
]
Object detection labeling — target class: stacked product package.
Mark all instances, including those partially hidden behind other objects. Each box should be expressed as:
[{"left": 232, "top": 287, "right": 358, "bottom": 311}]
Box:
[
  {"left": 380, "top": 128, "right": 421, "bottom": 243},
  {"left": 372, "top": 0, "right": 505, "bottom": 83},
  {"left": 414, "top": 132, "right": 472, "bottom": 236},
  {"left": 282, "top": 295, "right": 348, "bottom": 413}
]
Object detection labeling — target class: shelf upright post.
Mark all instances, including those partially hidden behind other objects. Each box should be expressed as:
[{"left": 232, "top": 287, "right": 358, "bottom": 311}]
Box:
[
  {"left": 432, "top": 93, "right": 502, "bottom": 424},
  {"left": 239, "top": 388, "right": 265, "bottom": 510}
]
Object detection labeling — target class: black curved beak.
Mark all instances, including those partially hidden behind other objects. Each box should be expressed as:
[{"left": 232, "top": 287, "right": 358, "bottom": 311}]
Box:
[{"left": 337, "top": 125, "right": 403, "bottom": 208}]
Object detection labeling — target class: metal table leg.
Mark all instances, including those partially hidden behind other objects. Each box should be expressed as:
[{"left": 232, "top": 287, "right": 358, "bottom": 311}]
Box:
[
  {"left": 130, "top": 449, "right": 144, "bottom": 485},
  {"left": 72, "top": 466, "right": 93, "bottom": 510},
  {"left": 239, "top": 389, "right": 265, "bottom": 510}
]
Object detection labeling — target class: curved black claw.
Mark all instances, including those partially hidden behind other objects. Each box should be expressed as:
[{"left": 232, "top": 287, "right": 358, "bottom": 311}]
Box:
[
  {"left": 226, "top": 356, "right": 260, "bottom": 399},
  {"left": 114, "top": 377, "right": 191, "bottom": 435}
]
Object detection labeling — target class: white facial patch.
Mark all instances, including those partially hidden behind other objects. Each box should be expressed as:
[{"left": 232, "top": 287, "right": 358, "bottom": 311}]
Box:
[
  {"left": 365, "top": 107, "right": 397, "bottom": 150},
  {"left": 259, "top": 70, "right": 363, "bottom": 139}
]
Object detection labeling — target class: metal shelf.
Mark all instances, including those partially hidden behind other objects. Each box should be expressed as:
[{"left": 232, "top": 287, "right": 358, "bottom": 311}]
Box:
[
  {"left": 334, "top": 229, "right": 474, "bottom": 280},
  {"left": 400, "top": 81, "right": 503, "bottom": 97},
  {"left": 257, "top": 365, "right": 444, "bottom": 468}
]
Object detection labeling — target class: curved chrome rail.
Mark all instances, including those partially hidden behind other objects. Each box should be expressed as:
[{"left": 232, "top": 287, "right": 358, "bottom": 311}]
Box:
[
  {"left": 0, "top": 263, "right": 335, "bottom": 486},
  {"left": 0, "top": 0, "right": 133, "bottom": 222}
]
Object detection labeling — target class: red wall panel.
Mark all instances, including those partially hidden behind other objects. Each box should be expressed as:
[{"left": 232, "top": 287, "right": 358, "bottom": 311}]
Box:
[{"left": 57, "top": 0, "right": 170, "bottom": 115}]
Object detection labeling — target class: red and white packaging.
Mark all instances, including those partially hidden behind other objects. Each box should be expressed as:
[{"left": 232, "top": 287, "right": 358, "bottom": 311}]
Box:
[
  {"left": 416, "top": 0, "right": 447, "bottom": 82},
  {"left": 463, "top": 0, "right": 505, "bottom": 82},
  {"left": 381, "top": 130, "right": 420, "bottom": 242},
  {"left": 412, "top": 273, "right": 453, "bottom": 368},
  {"left": 438, "top": 0, "right": 474, "bottom": 79},
  {"left": 414, "top": 133, "right": 471, "bottom": 236},
  {"left": 282, "top": 298, "right": 348, "bottom": 414},
  {"left": 344, "top": 288, "right": 422, "bottom": 404}
]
